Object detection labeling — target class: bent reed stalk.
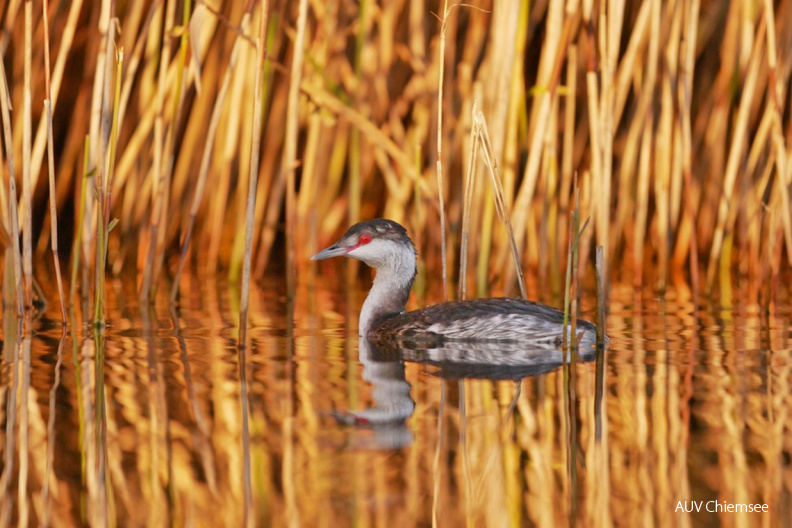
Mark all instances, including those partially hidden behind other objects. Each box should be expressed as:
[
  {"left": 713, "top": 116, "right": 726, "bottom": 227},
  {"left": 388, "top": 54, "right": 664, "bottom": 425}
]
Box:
[{"left": 0, "top": 0, "right": 789, "bottom": 318}]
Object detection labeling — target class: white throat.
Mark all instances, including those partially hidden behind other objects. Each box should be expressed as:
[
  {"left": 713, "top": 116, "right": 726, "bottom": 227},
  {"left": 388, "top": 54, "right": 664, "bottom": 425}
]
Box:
[{"left": 351, "top": 240, "right": 416, "bottom": 336}]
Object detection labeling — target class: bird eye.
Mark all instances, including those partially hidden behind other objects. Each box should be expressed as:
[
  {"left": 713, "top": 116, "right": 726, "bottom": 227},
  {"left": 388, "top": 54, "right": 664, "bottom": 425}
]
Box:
[{"left": 360, "top": 234, "right": 371, "bottom": 244}]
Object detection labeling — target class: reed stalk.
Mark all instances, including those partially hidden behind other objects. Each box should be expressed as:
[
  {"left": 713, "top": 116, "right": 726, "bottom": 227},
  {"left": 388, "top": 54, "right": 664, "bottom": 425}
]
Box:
[
  {"left": 458, "top": 101, "right": 480, "bottom": 301},
  {"left": 70, "top": 137, "right": 91, "bottom": 303},
  {"left": 85, "top": 0, "right": 113, "bottom": 304},
  {"left": 285, "top": 0, "right": 307, "bottom": 295},
  {"left": 435, "top": 0, "right": 450, "bottom": 301},
  {"left": 562, "top": 177, "right": 585, "bottom": 350},
  {"left": 475, "top": 108, "right": 527, "bottom": 299},
  {"left": 0, "top": 51, "right": 24, "bottom": 318},
  {"left": 94, "top": 49, "right": 123, "bottom": 327},
  {"left": 22, "top": 0, "right": 33, "bottom": 309},
  {"left": 151, "top": 0, "right": 193, "bottom": 291},
  {"left": 239, "top": 1, "right": 269, "bottom": 345},
  {"left": 42, "top": 0, "right": 67, "bottom": 323},
  {"left": 27, "top": 0, "right": 83, "bottom": 199},
  {"left": 140, "top": 0, "right": 176, "bottom": 302},
  {"left": 678, "top": 0, "right": 701, "bottom": 296},
  {"left": 348, "top": 0, "right": 367, "bottom": 231}
]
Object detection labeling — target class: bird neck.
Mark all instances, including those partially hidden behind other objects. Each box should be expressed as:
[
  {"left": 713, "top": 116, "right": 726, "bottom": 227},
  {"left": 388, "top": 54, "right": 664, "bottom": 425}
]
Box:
[{"left": 359, "top": 249, "right": 415, "bottom": 336}]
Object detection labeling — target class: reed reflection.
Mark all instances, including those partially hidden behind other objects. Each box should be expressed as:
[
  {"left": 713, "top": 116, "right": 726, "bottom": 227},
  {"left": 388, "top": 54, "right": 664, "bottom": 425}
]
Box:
[
  {"left": 0, "top": 281, "right": 789, "bottom": 527},
  {"left": 334, "top": 338, "right": 598, "bottom": 451}
]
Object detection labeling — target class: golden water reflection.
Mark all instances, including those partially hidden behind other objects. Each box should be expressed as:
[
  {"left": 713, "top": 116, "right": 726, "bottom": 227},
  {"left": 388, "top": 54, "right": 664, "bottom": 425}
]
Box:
[{"left": 0, "top": 277, "right": 790, "bottom": 527}]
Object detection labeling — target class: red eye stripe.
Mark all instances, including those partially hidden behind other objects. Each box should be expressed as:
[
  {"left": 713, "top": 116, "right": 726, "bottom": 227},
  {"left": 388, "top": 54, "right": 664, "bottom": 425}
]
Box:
[{"left": 345, "top": 233, "right": 372, "bottom": 253}]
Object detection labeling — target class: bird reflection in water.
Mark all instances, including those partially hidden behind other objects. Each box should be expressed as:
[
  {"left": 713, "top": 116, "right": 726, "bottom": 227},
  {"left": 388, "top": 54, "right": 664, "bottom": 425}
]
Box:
[{"left": 333, "top": 338, "right": 597, "bottom": 449}]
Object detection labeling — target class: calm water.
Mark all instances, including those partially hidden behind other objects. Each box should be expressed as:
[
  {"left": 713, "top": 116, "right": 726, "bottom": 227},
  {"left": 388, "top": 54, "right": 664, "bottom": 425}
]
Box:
[{"left": 0, "top": 271, "right": 790, "bottom": 527}]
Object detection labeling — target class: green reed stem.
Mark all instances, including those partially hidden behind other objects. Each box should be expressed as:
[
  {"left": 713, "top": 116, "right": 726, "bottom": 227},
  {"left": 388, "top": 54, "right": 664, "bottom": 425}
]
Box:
[
  {"left": 94, "top": 49, "right": 123, "bottom": 327},
  {"left": 71, "top": 136, "right": 91, "bottom": 303}
]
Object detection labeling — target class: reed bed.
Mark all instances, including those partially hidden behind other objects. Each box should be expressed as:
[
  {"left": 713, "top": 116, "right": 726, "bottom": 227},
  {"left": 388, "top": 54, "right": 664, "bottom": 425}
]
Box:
[{"left": 0, "top": 0, "right": 787, "bottom": 314}]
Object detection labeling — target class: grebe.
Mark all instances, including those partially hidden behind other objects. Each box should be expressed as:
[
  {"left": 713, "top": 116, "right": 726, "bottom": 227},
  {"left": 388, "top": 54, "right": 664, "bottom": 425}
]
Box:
[{"left": 312, "top": 219, "right": 603, "bottom": 348}]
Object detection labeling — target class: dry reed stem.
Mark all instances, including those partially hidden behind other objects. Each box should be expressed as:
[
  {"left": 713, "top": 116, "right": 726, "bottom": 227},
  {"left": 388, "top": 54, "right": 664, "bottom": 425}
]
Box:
[
  {"left": 458, "top": 100, "right": 480, "bottom": 301},
  {"left": 435, "top": 0, "right": 450, "bottom": 301},
  {"left": 42, "top": 0, "right": 66, "bottom": 324},
  {"left": 85, "top": 0, "right": 113, "bottom": 290},
  {"left": 43, "top": 102, "right": 66, "bottom": 322},
  {"left": 239, "top": 1, "right": 270, "bottom": 346},
  {"left": 285, "top": 0, "right": 307, "bottom": 290},
  {"left": 347, "top": 0, "right": 367, "bottom": 237},
  {"left": 562, "top": 177, "right": 582, "bottom": 349},
  {"left": 94, "top": 49, "right": 123, "bottom": 326},
  {"left": 22, "top": 0, "right": 33, "bottom": 309},
  {"left": 25, "top": 0, "right": 83, "bottom": 206},
  {"left": 678, "top": 0, "right": 701, "bottom": 295},
  {"left": 141, "top": 0, "right": 176, "bottom": 302},
  {"left": 634, "top": 120, "right": 651, "bottom": 288},
  {"left": 595, "top": 244, "right": 605, "bottom": 345},
  {"left": 474, "top": 107, "right": 527, "bottom": 299},
  {"left": 152, "top": 0, "right": 194, "bottom": 288},
  {"left": 597, "top": 0, "right": 623, "bottom": 264},
  {"left": 0, "top": 30, "right": 24, "bottom": 318}
]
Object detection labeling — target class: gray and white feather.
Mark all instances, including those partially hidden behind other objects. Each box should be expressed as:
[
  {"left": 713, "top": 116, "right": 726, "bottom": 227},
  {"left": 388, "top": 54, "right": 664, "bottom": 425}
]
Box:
[{"left": 312, "top": 219, "right": 606, "bottom": 349}]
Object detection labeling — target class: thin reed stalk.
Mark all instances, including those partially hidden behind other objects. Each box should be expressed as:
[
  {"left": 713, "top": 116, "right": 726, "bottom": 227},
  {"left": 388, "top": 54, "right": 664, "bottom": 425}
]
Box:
[
  {"left": 141, "top": 0, "right": 176, "bottom": 302},
  {"left": 562, "top": 178, "right": 581, "bottom": 350},
  {"left": 285, "top": 0, "right": 307, "bottom": 295},
  {"left": 435, "top": 0, "right": 450, "bottom": 301},
  {"left": 239, "top": 1, "right": 269, "bottom": 345},
  {"left": 94, "top": 49, "right": 123, "bottom": 326},
  {"left": 474, "top": 108, "right": 527, "bottom": 299},
  {"left": 27, "top": 0, "right": 84, "bottom": 199},
  {"left": 595, "top": 245, "right": 606, "bottom": 346},
  {"left": 348, "top": 0, "right": 367, "bottom": 232},
  {"left": 0, "top": 50, "right": 24, "bottom": 318},
  {"left": 43, "top": 0, "right": 67, "bottom": 323},
  {"left": 70, "top": 137, "right": 91, "bottom": 303},
  {"left": 458, "top": 101, "right": 480, "bottom": 301},
  {"left": 85, "top": 0, "right": 113, "bottom": 303},
  {"left": 22, "top": 0, "right": 33, "bottom": 308},
  {"left": 151, "top": 0, "right": 193, "bottom": 290}
]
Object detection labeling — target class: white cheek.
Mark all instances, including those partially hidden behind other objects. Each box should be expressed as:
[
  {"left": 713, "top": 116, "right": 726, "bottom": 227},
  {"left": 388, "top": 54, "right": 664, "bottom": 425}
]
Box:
[
  {"left": 347, "top": 243, "right": 381, "bottom": 265},
  {"left": 347, "top": 240, "right": 401, "bottom": 267}
]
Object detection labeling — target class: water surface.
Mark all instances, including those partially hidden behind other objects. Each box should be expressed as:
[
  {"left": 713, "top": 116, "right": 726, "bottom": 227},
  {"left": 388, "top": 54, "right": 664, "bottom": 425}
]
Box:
[{"left": 0, "top": 274, "right": 790, "bottom": 527}]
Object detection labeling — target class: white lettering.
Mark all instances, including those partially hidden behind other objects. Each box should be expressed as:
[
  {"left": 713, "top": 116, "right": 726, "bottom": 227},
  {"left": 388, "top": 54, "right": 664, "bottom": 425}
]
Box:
[
  {"left": 675, "top": 501, "right": 703, "bottom": 513},
  {"left": 679, "top": 500, "right": 769, "bottom": 513}
]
